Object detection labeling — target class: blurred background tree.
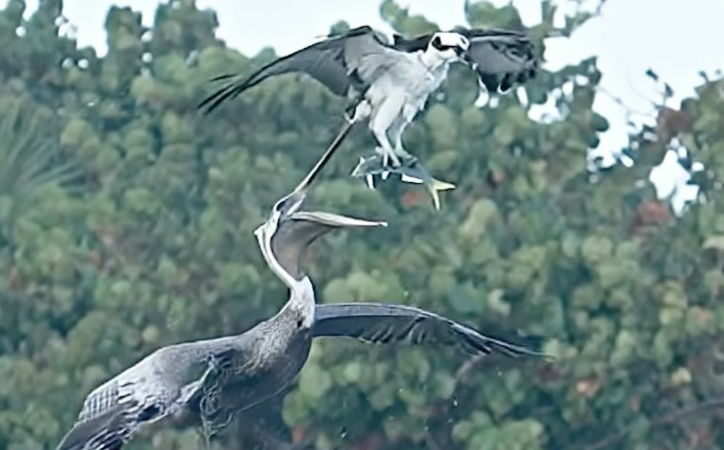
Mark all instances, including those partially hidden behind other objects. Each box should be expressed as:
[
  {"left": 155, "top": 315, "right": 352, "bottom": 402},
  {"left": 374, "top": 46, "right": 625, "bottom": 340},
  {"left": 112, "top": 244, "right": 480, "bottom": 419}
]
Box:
[{"left": 0, "top": 0, "right": 722, "bottom": 449}]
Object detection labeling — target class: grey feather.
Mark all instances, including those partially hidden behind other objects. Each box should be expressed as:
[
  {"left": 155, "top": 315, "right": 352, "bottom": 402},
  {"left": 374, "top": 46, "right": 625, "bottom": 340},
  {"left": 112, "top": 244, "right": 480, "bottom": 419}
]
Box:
[
  {"left": 391, "top": 27, "right": 538, "bottom": 93},
  {"left": 455, "top": 27, "right": 538, "bottom": 93},
  {"left": 313, "top": 303, "right": 545, "bottom": 358},
  {"left": 55, "top": 402, "right": 129, "bottom": 450},
  {"left": 198, "top": 26, "right": 391, "bottom": 113},
  {"left": 56, "top": 339, "right": 240, "bottom": 450}
]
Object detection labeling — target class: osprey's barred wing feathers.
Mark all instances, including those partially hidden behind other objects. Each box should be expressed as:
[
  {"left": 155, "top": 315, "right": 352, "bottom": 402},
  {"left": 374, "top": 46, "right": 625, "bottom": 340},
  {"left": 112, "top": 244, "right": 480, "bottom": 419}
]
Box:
[
  {"left": 456, "top": 27, "right": 538, "bottom": 93},
  {"left": 392, "top": 27, "right": 538, "bottom": 93},
  {"left": 198, "top": 26, "right": 392, "bottom": 113}
]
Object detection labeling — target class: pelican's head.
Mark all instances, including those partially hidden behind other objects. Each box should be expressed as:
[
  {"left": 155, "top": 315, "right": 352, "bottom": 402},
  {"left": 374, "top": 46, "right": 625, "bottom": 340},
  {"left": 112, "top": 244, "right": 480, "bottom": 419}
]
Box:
[
  {"left": 255, "top": 119, "right": 385, "bottom": 289},
  {"left": 254, "top": 167, "right": 386, "bottom": 288},
  {"left": 253, "top": 140, "right": 332, "bottom": 276},
  {"left": 254, "top": 188, "right": 302, "bottom": 274},
  {"left": 255, "top": 207, "right": 387, "bottom": 289},
  {"left": 428, "top": 32, "right": 470, "bottom": 61}
]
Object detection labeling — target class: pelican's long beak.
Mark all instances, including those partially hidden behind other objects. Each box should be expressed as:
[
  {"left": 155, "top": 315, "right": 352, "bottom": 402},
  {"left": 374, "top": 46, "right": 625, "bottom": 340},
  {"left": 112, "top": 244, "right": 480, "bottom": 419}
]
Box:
[
  {"left": 291, "top": 121, "right": 355, "bottom": 197},
  {"left": 273, "top": 120, "right": 356, "bottom": 221},
  {"left": 291, "top": 211, "right": 387, "bottom": 229}
]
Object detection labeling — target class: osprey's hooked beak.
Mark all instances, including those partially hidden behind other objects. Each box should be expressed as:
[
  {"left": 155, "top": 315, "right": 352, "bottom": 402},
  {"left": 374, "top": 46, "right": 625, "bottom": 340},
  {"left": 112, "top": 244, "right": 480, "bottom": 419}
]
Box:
[
  {"left": 456, "top": 47, "right": 473, "bottom": 66},
  {"left": 457, "top": 45, "right": 475, "bottom": 67}
]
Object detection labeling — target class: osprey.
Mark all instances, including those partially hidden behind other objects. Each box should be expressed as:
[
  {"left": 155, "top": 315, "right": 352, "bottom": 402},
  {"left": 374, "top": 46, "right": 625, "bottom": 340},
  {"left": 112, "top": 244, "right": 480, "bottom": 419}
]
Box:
[{"left": 199, "top": 25, "right": 538, "bottom": 207}]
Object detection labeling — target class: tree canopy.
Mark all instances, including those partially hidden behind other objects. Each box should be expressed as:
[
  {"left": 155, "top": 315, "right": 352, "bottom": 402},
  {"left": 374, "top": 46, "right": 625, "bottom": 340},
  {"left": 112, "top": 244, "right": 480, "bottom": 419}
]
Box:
[{"left": 0, "top": 0, "right": 722, "bottom": 449}]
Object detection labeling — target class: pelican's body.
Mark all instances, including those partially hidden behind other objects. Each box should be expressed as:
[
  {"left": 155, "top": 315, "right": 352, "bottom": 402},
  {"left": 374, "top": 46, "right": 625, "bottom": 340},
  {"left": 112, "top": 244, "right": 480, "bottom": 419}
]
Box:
[
  {"left": 56, "top": 126, "right": 547, "bottom": 450},
  {"left": 191, "top": 278, "right": 318, "bottom": 433},
  {"left": 55, "top": 280, "right": 319, "bottom": 449}
]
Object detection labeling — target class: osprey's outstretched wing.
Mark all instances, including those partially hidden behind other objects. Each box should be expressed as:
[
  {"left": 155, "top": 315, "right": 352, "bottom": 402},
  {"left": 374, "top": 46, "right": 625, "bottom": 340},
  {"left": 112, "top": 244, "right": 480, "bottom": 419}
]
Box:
[
  {"left": 199, "top": 26, "right": 393, "bottom": 113},
  {"left": 392, "top": 27, "right": 538, "bottom": 93},
  {"left": 456, "top": 27, "right": 538, "bottom": 93}
]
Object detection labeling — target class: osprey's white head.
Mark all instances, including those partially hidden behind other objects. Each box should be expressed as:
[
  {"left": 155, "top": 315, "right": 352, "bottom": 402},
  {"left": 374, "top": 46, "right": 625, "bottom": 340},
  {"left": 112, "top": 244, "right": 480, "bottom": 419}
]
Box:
[{"left": 428, "top": 32, "right": 470, "bottom": 61}]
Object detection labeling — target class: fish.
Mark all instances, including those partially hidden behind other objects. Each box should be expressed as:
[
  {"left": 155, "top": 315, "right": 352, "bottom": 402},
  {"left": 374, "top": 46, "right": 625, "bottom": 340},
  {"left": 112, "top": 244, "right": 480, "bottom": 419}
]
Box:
[{"left": 351, "top": 155, "right": 455, "bottom": 210}]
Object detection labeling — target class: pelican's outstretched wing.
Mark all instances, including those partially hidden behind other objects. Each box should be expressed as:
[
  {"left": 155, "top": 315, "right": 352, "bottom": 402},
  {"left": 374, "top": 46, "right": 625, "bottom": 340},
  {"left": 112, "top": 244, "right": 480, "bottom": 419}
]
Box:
[
  {"left": 199, "top": 26, "right": 391, "bottom": 113},
  {"left": 456, "top": 27, "right": 538, "bottom": 93},
  {"left": 313, "top": 303, "right": 546, "bottom": 358},
  {"left": 55, "top": 382, "right": 137, "bottom": 450},
  {"left": 56, "top": 343, "right": 215, "bottom": 450}
]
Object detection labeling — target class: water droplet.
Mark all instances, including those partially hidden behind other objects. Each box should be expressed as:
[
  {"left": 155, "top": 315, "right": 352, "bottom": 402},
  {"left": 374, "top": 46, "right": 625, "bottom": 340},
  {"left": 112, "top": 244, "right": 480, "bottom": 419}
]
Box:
[{"left": 15, "top": 26, "right": 26, "bottom": 37}]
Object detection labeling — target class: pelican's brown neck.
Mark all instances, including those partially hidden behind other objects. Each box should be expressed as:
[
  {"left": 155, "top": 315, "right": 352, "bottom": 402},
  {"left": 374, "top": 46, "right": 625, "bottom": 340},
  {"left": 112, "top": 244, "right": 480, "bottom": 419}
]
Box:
[{"left": 278, "top": 276, "right": 316, "bottom": 329}]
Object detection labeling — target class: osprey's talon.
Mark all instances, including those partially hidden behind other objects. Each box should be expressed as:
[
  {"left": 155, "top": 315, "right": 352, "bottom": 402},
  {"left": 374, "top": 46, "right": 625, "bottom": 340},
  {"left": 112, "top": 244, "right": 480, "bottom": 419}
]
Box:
[
  {"left": 365, "top": 174, "right": 376, "bottom": 190},
  {"left": 375, "top": 146, "right": 402, "bottom": 169}
]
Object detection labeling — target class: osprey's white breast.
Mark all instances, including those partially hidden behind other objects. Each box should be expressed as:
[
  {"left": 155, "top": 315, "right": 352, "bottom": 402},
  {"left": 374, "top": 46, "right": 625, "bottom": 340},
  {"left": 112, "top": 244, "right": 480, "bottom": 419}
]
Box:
[{"left": 364, "top": 52, "right": 450, "bottom": 116}]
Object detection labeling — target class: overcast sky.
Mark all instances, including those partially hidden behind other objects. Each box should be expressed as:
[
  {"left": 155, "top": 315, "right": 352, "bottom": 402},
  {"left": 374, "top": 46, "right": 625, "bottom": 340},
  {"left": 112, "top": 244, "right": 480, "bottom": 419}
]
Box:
[{"left": 3, "top": 0, "right": 722, "bottom": 212}]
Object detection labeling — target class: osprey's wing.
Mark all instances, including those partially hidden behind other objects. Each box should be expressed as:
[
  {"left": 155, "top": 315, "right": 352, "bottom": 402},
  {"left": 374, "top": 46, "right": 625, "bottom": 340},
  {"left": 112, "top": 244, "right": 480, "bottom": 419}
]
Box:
[
  {"left": 199, "top": 26, "right": 391, "bottom": 113},
  {"left": 457, "top": 27, "right": 538, "bottom": 93},
  {"left": 313, "top": 303, "right": 546, "bottom": 358}
]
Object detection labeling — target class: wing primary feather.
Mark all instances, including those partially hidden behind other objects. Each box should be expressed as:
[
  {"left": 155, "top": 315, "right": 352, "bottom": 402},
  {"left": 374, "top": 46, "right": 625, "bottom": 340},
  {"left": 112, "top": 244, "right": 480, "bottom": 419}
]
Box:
[
  {"left": 397, "top": 316, "right": 422, "bottom": 344},
  {"left": 198, "top": 25, "right": 390, "bottom": 114},
  {"left": 198, "top": 83, "right": 244, "bottom": 114},
  {"left": 455, "top": 27, "right": 538, "bottom": 94},
  {"left": 457, "top": 330, "right": 493, "bottom": 355},
  {"left": 313, "top": 303, "right": 549, "bottom": 359},
  {"left": 209, "top": 73, "right": 237, "bottom": 82},
  {"left": 453, "top": 323, "right": 546, "bottom": 358},
  {"left": 55, "top": 404, "right": 128, "bottom": 450}
]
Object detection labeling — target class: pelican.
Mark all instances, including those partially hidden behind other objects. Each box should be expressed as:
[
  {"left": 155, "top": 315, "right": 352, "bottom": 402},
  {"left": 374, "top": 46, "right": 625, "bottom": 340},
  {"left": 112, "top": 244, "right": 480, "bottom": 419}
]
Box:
[
  {"left": 186, "top": 124, "right": 547, "bottom": 438},
  {"left": 199, "top": 25, "right": 538, "bottom": 207},
  {"left": 56, "top": 129, "right": 546, "bottom": 450}
]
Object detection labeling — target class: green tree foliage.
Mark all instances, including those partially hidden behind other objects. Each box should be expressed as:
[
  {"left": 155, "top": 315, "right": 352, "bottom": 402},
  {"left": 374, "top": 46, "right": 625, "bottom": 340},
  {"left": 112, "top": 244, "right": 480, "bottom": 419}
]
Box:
[{"left": 0, "top": 0, "right": 722, "bottom": 449}]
